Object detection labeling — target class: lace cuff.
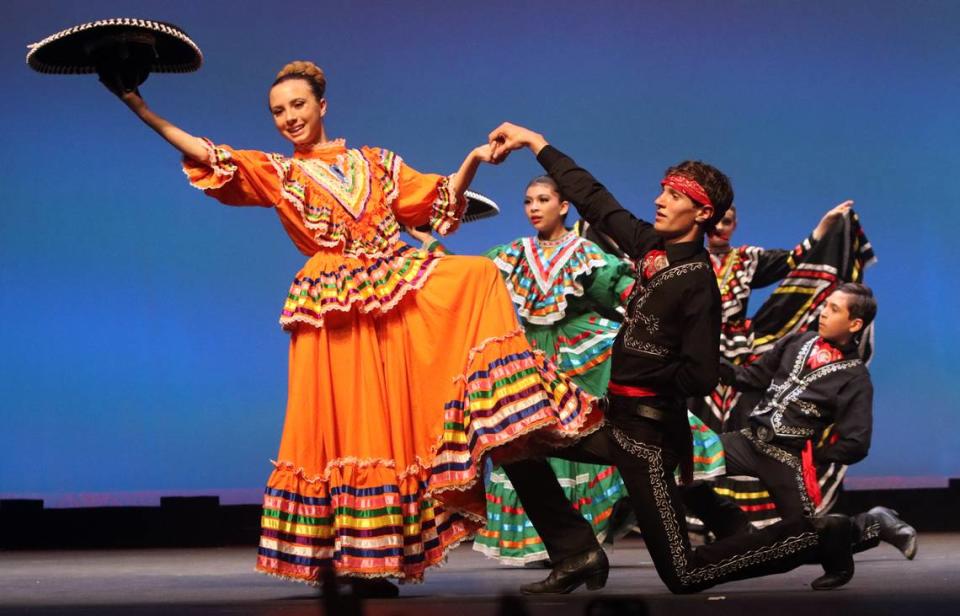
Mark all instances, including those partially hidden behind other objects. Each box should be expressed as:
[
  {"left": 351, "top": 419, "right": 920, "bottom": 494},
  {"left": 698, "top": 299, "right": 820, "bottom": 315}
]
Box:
[
  {"left": 429, "top": 175, "right": 466, "bottom": 236},
  {"left": 181, "top": 138, "right": 237, "bottom": 190}
]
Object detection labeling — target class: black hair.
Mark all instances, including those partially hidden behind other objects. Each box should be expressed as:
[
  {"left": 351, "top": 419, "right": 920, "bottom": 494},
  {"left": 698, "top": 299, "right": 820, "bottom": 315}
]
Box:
[
  {"left": 835, "top": 282, "right": 877, "bottom": 328},
  {"left": 663, "top": 160, "right": 734, "bottom": 232},
  {"left": 526, "top": 175, "right": 569, "bottom": 222}
]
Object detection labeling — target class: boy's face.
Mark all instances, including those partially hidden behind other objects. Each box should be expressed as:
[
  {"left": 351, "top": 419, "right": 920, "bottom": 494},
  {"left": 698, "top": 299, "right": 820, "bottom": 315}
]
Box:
[
  {"left": 653, "top": 185, "right": 713, "bottom": 241},
  {"left": 818, "top": 290, "right": 863, "bottom": 343}
]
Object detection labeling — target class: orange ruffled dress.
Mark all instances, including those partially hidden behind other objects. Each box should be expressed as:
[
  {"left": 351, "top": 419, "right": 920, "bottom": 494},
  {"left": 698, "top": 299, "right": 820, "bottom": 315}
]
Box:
[{"left": 183, "top": 139, "right": 598, "bottom": 584}]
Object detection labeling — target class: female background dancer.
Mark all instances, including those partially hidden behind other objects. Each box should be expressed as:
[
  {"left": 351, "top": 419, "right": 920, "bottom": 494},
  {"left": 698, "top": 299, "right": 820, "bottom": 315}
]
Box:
[
  {"left": 410, "top": 176, "right": 724, "bottom": 565},
  {"left": 100, "top": 60, "right": 599, "bottom": 595}
]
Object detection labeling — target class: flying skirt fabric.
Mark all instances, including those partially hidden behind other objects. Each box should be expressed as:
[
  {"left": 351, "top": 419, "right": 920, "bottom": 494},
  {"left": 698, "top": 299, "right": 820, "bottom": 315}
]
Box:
[
  {"left": 183, "top": 140, "right": 599, "bottom": 583},
  {"left": 258, "top": 254, "right": 599, "bottom": 583}
]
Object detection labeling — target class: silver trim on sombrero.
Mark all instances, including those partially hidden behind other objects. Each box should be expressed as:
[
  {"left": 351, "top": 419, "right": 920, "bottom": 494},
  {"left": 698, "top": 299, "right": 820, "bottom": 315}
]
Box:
[
  {"left": 463, "top": 190, "right": 500, "bottom": 223},
  {"left": 27, "top": 18, "right": 202, "bottom": 74}
]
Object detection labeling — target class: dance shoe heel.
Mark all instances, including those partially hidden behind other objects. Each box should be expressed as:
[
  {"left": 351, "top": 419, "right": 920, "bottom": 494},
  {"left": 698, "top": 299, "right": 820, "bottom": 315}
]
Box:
[
  {"left": 520, "top": 547, "right": 609, "bottom": 594},
  {"left": 584, "top": 568, "right": 609, "bottom": 590}
]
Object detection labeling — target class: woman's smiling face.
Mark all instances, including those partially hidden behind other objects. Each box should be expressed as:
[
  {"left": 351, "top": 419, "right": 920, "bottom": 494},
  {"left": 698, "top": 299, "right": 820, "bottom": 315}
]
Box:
[{"left": 269, "top": 78, "right": 327, "bottom": 147}]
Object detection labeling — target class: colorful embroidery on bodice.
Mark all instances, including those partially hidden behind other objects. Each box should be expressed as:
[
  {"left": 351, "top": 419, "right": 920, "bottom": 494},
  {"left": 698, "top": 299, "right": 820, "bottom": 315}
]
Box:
[
  {"left": 523, "top": 233, "right": 586, "bottom": 294},
  {"left": 493, "top": 233, "right": 609, "bottom": 325},
  {"left": 185, "top": 140, "right": 463, "bottom": 330},
  {"left": 294, "top": 149, "right": 373, "bottom": 220},
  {"left": 270, "top": 146, "right": 403, "bottom": 257}
]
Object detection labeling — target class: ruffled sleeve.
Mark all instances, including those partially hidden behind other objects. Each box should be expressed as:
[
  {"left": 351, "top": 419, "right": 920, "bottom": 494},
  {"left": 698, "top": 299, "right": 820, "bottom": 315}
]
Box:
[
  {"left": 182, "top": 139, "right": 282, "bottom": 207},
  {"left": 585, "top": 252, "right": 636, "bottom": 310},
  {"left": 378, "top": 149, "right": 466, "bottom": 236},
  {"left": 483, "top": 244, "right": 511, "bottom": 261},
  {"left": 486, "top": 239, "right": 524, "bottom": 279}
]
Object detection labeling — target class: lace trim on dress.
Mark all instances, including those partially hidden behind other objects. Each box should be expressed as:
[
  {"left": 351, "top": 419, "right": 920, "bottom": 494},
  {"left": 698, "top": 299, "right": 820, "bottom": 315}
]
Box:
[
  {"left": 429, "top": 175, "right": 466, "bottom": 236},
  {"left": 492, "top": 236, "right": 610, "bottom": 325}
]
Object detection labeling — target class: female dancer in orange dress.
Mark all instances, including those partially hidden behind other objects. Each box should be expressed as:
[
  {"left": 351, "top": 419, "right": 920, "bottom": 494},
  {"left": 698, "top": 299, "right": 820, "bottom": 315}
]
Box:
[{"left": 102, "top": 61, "right": 597, "bottom": 592}]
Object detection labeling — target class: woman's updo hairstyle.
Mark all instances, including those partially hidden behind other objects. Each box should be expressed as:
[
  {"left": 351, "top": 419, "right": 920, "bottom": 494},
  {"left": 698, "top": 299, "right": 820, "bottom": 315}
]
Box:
[
  {"left": 272, "top": 61, "right": 326, "bottom": 102},
  {"left": 526, "top": 175, "right": 563, "bottom": 198}
]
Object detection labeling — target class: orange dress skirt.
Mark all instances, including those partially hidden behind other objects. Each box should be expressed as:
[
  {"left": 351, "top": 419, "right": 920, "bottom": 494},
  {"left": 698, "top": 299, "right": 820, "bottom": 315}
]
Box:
[{"left": 183, "top": 139, "right": 599, "bottom": 583}]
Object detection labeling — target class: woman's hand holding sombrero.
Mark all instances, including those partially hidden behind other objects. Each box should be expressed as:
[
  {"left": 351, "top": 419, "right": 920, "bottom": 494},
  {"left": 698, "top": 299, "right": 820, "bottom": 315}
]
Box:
[
  {"left": 27, "top": 20, "right": 506, "bottom": 225},
  {"left": 99, "top": 74, "right": 210, "bottom": 164},
  {"left": 27, "top": 19, "right": 210, "bottom": 164}
]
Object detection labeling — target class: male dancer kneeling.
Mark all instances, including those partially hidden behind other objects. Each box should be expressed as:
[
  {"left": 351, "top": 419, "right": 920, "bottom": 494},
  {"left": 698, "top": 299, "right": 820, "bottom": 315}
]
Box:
[
  {"left": 683, "top": 284, "right": 917, "bottom": 577},
  {"left": 488, "top": 122, "right": 856, "bottom": 594}
]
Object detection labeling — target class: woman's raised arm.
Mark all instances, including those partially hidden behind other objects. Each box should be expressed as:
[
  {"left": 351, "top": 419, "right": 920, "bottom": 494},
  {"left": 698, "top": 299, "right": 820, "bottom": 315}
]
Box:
[
  {"left": 105, "top": 82, "right": 210, "bottom": 164},
  {"left": 448, "top": 143, "right": 498, "bottom": 201}
]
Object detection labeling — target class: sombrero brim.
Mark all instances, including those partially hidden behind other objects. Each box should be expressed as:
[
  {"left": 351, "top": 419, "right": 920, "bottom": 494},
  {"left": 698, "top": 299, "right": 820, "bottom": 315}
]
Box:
[
  {"left": 26, "top": 18, "right": 202, "bottom": 74},
  {"left": 463, "top": 190, "right": 500, "bottom": 223}
]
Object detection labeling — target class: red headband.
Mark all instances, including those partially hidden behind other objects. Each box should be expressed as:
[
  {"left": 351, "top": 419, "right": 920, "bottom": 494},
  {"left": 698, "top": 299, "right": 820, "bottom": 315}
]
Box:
[{"left": 661, "top": 175, "right": 713, "bottom": 207}]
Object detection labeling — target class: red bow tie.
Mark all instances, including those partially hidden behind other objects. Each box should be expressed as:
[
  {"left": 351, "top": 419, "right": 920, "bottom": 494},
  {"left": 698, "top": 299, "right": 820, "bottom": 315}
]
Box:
[{"left": 807, "top": 338, "right": 844, "bottom": 370}]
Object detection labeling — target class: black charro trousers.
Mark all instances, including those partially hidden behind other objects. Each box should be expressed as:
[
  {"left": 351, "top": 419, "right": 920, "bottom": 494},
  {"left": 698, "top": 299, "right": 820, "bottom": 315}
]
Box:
[
  {"left": 684, "top": 430, "right": 881, "bottom": 554},
  {"left": 502, "top": 396, "right": 822, "bottom": 594}
]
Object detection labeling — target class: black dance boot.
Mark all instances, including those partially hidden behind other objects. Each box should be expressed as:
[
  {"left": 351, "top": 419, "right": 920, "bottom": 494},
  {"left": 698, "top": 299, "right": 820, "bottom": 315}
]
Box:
[
  {"left": 520, "top": 547, "right": 609, "bottom": 594},
  {"left": 868, "top": 506, "right": 918, "bottom": 560},
  {"left": 810, "top": 514, "right": 856, "bottom": 590}
]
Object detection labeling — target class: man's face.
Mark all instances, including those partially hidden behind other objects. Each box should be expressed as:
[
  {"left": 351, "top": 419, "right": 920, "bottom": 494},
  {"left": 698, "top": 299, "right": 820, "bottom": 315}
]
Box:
[
  {"left": 653, "top": 185, "right": 712, "bottom": 241},
  {"left": 818, "top": 290, "right": 863, "bottom": 342}
]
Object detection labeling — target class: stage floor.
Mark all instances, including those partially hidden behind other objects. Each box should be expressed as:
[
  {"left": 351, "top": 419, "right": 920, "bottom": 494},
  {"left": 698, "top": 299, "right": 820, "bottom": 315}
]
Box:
[{"left": 2, "top": 534, "right": 958, "bottom": 615}]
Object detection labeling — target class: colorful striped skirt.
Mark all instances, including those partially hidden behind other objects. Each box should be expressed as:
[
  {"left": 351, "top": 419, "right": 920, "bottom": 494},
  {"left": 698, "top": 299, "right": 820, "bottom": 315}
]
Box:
[{"left": 255, "top": 256, "right": 599, "bottom": 584}]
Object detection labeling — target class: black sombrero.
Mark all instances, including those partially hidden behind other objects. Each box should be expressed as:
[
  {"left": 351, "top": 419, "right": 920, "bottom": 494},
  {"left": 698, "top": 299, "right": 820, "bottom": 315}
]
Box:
[
  {"left": 463, "top": 190, "right": 500, "bottom": 223},
  {"left": 26, "top": 18, "right": 202, "bottom": 91},
  {"left": 413, "top": 191, "right": 499, "bottom": 233}
]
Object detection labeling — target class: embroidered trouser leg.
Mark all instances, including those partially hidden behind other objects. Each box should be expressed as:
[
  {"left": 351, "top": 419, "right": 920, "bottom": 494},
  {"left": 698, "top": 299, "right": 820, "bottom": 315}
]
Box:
[
  {"left": 720, "top": 430, "right": 815, "bottom": 520},
  {"left": 723, "top": 432, "right": 883, "bottom": 554},
  {"left": 682, "top": 431, "right": 811, "bottom": 541},
  {"left": 722, "top": 431, "right": 814, "bottom": 520},
  {"left": 504, "top": 417, "right": 821, "bottom": 594},
  {"left": 691, "top": 432, "right": 880, "bottom": 555}
]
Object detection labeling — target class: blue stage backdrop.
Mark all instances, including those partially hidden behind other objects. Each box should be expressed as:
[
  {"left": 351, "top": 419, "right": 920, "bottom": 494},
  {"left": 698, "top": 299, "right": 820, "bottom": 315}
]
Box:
[{"left": 2, "top": 0, "right": 958, "bottom": 507}]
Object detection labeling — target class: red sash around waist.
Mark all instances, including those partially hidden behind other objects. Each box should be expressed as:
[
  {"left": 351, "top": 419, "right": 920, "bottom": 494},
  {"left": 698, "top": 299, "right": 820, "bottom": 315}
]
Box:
[{"left": 607, "top": 382, "right": 660, "bottom": 398}]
